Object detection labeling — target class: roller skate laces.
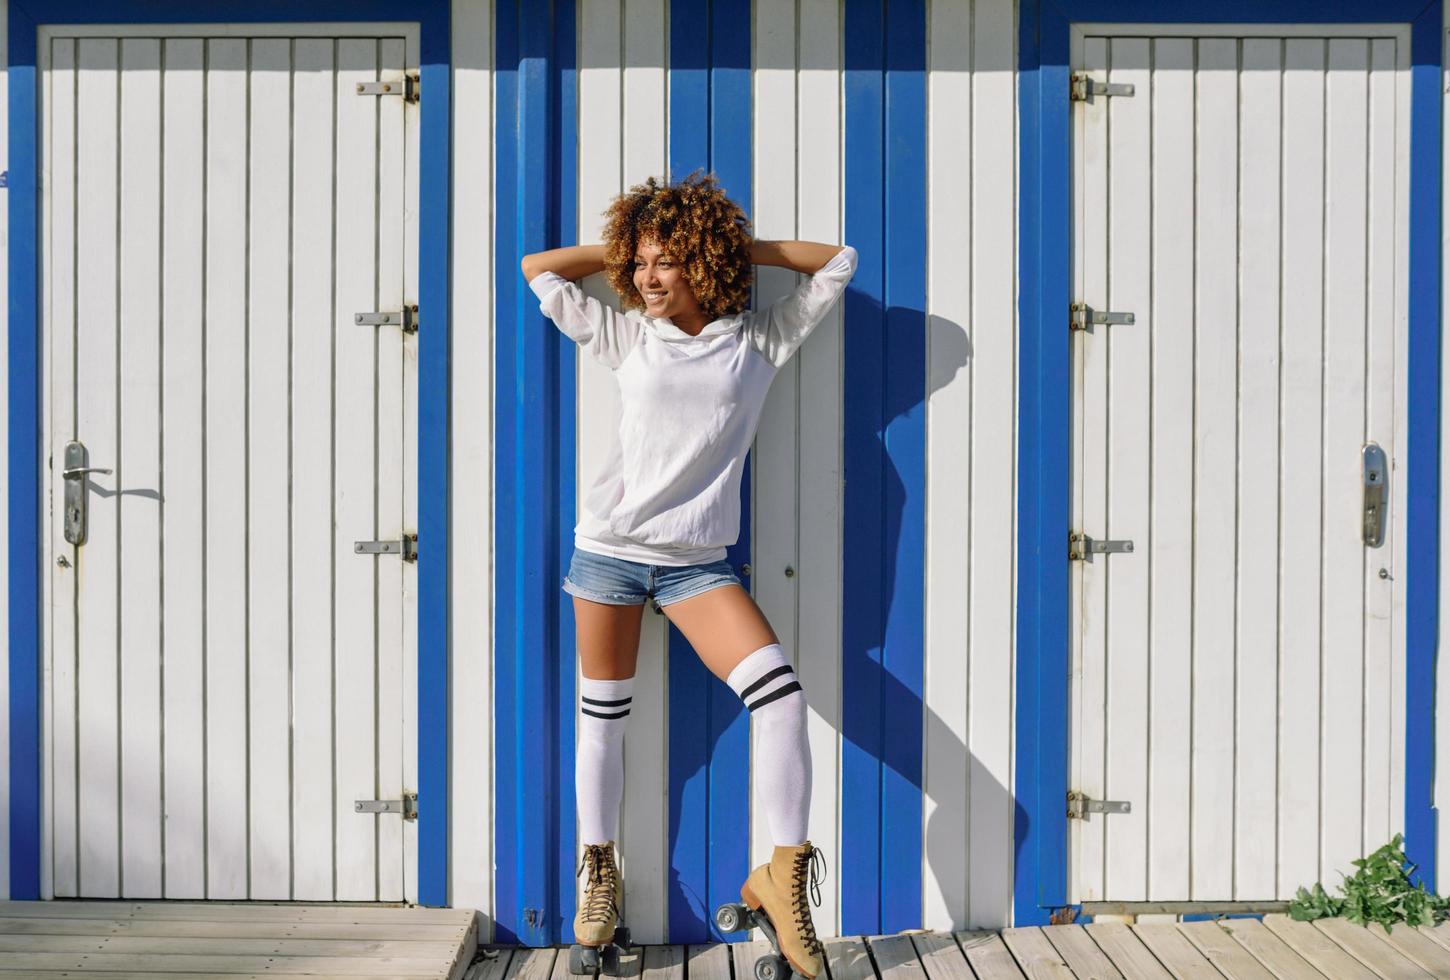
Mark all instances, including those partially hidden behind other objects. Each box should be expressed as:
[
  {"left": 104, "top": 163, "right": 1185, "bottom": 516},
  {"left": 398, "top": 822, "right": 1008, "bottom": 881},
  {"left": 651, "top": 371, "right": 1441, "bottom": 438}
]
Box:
[
  {"left": 576, "top": 842, "right": 621, "bottom": 934},
  {"left": 790, "top": 843, "right": 828, "bottom": 956}
]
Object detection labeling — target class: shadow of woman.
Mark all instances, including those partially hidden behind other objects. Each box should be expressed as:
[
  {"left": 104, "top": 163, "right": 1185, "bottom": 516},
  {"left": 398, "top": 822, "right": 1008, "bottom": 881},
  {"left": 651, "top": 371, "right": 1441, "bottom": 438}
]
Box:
[{"left": 661, "top": 302, "right": 1031, "bottom": 939}]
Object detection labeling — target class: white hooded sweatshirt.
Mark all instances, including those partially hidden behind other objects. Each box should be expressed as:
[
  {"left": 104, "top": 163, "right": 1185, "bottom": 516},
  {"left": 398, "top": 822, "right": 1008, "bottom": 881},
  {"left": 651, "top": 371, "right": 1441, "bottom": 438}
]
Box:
[{"left": 530, "top": 244, "right": 857, "bottom": 566}]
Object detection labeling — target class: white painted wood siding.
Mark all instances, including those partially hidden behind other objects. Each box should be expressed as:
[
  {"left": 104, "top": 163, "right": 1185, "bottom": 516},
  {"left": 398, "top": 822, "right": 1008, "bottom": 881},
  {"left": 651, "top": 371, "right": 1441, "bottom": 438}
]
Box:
[
  {"left": 39, "top": 28, "right": 419, "bottom": 902},
  {"left": 1069, "top": 27, "right": 1410, "bottom": 903}
]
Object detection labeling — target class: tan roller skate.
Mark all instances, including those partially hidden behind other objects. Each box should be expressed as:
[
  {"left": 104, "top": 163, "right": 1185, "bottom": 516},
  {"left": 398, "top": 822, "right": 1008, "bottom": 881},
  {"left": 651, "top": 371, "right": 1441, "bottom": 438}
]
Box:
[
  {"left": 715, "top": 842, "right": 827, "bottom": 980},
  {"left": 568, "top": 841, "right": 630, "bottom": 976}
]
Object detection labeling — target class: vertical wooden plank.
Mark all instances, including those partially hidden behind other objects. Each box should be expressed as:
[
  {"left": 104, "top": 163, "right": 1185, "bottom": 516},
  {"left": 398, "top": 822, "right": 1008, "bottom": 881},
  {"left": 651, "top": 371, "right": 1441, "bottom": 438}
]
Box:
[
  {"left": 795, "top": 0, "right": 843, "bottom": 941},
  {"left": 448, "top": 0, "right": 494, "bottom": 921},
  {"left": 47, "top": 36, "right": 80, "bottom": 899},
  {"left": 375, "top": 35, "right": 408, "bottom": 904},
  {"left": 1321, "top": 37, "right": 1370, "bottom": 882},
  {"left": 202, "top": 36, "right": 250, "bottom": 900},
  {"left": 1361, "top": 37, "right": 1398, "bottom": 854},
  {"left": 750, "top": 0, "right": 798, "bottom": 879},
  {"left": 616, "top": 0, "right": 670, "bottom": 945},
  {"left": 35, "top": 26, "right": 54, "bottom": 904},
  {"left": 1071, "top": 33, "right": 1109, "bottom": 903},
  {"left": 398, "top": 30, "right": 422, "bottom": 905},
  {"left": 1278, "top": 36, "right": 1327, "bottom": 897},
  {"left": 245, "top": 36, "right": 293, "bottom": 902},
  {"left": 0, "top": 0, "right": 10, "bottom": 901},
  {"left": 1146, "top": 35, "right": 1194, "bottom": 902},
  {"left": 1190, "top": 36, "right": 1238, "bottom": 901},
  {"left": 1234, "top": 36, "right": 1284, "bottom": 902},
  {"left": 924, "top": 0, "right": 971, "bottom": 932},
  {"left": 117, "top": 36, "right": 163, "bottom": 899},
  {"left": 574, "top": 0, "right": 626, "bottom": 933},
  {"left": 159, "top": 36, "right": 206, "bottom": 900},
  {"left": 1103, "top": 35, "right": 1150, "bottom": 903},
  {"left": 333, "top": 36, "right": 381, "bottom": 901},
  {"left": 966, "top": 0, "right": 1016, "bottom": 929},
  {"left": 289, "top": 36, "right": 336, "bottom": 902},
  {"left": 75, "top": 36, "right": 121, "bottom": 899}
]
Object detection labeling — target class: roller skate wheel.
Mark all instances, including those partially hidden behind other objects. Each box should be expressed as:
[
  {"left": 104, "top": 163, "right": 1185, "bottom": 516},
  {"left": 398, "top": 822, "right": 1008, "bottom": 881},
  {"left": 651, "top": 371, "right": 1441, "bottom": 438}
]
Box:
[
  {"left": 613, "top": 926, "right": 631, "bottom": 948},
  {"left": 568, "top": 945, "right": 596, "bottom": 975},
  {"left": 715, "top": 903, "right": 748, "bottom": 933},
  {"left": 601, "top": 944, "right": 622, "bottom": 976},
  {"left": 754, "top": 952, "right": 790, "bottom": 980}
]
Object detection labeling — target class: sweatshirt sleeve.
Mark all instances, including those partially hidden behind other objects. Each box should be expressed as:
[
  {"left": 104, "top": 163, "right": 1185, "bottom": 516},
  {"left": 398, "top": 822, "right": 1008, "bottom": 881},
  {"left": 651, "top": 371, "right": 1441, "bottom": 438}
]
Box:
[
  {"left": 747, "top": 245, "right": 858, "bottom": 369},
  {"left": 529, "top": 271, "right": 644, "bottom": 371}
]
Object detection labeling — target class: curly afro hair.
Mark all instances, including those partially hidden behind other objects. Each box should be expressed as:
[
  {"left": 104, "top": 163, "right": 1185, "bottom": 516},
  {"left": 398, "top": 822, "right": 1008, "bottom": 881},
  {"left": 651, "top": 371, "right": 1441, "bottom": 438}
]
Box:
[{"left": 601, "top": 170, "right": 753, "bottom": 318}]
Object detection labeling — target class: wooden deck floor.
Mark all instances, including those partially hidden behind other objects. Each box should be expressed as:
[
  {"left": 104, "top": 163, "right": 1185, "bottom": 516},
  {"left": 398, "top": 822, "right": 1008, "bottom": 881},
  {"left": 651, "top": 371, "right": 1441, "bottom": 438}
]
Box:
[
  {"left": 0, "top": 900, "right": 478, "bottom": 978},
  {"left": 466, "top": 915, "right": 1450, "bottom": 980}
]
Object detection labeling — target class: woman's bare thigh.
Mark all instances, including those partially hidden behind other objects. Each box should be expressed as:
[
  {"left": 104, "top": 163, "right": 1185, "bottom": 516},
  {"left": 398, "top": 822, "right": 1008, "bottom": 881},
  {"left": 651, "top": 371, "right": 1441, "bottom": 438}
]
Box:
[
  {"left": 573, "top": 595, "right": 645, "bottom": 680},
  {"left": 660, "top": 584, "right": 779, "bottom": 682}
]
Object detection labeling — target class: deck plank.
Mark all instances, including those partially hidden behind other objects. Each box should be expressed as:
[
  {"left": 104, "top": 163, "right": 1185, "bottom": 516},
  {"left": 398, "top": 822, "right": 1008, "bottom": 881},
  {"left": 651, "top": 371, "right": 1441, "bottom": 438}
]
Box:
[
  {"left": 0, "top": 973, "right": 433, "bottom": 979},
  {"left": 909, "top": 931, "right": 974, "bottom": 980},
  {"left": 1365, "top": 922, "right": 1450, "bottom": 976},
  {"left": 0, "top": 932, "right": 464, "bottom": 956},
  {"left": 954, "top": 930, "right": 1026, "bottom": 979},
  {"left": 504, "top": 946, "right": 562, "bottom": 980},
  {"left": 731, "top": 937, "right": 774, "bottom": 979},
  {"left": 867, "top": 934, "right": 929, "bottom": 980},
  {"left": 0, "top": 951, "right": 457, "bottom": 974},
  {"left": 999, "top": 927, "right": 1075, "bottom": 979},
  {"left": 1040, "top": 924, "right": 1123, "bottom": 979},
  {"left": 467, "top": 947, "right": 519, "bottom": 980},
  {"left": 1082, "top": 922, "right": 1173, "bottom": 979},
  {"left": 0, "top": 915, "right": 469, "bottom": 941},
  {"left": 824, "top": 936, "right": 876, "bottom": 980},
  {"left": 1421, "top": 921, "right": 1450, "bottom": 953},
  {"left": 1178, "top": 920, "right": 1275, "bottom": 979},
  {"left": 1312, "top": 917, "right": 1434, "bottom": 979},
  {"left": 1261, "top": 915, "right": 1379, "bottom": 979},
  {"left": 688, "top": 943, "right": 734, "bottom": 980},
  {"left": 1208, "top": 918, "right": 1326, "bottom": 979},
  {"left": 643, "top": 943, "right": 686, "bottom": 980},
  {"left": 1129, "top": 923, "right": 1224, "bottom": 979}
]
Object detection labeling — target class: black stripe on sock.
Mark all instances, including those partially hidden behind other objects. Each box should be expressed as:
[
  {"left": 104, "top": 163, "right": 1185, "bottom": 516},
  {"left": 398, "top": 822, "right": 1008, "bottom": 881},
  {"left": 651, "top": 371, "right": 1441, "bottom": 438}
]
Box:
[
  {"left": 740, "top": 664, "right": 794, "bottom": 701},
  {"left": 582, "top": 695, "right": 633, "bottom": 708},
  {"left": 582, "top": 707, "right": 632, "bottom": 720},
  {"left": 746, "top": 681, "right": 802, "bottom": 713}
]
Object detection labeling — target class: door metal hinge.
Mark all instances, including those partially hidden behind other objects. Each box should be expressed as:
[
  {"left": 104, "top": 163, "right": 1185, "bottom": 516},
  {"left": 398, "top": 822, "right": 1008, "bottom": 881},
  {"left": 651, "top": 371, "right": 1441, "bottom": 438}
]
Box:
[
  {"left": 1071, "top": 73, "right": 1135, "bottom": 102},
  {"left": 1070, "top": 302, "right": 1135, "bottom": 333},
  {"left": 356, "top": 305, "right": 419, "bottom": 334},
  {"left": 356, "top": 73, "right": 419, "bottom": 102},
  {"left": 355, "top": 533, "right": 418, "bottom": 562},
  {"left": 1067, "top": 791, "right": 1131, "bottom": 819},
  {"left": 1069, "top": 532, "right": 1134, "bottom": 562},
  {"left": 356, "top": 791, "right": 418, "bottom": 821}
]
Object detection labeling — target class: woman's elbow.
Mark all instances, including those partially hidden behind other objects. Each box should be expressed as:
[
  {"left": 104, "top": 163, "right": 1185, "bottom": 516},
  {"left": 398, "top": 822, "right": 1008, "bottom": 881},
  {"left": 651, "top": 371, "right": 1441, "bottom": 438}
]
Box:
[{"left": 520, "top": 254, "right": 540, "bottom": 282}]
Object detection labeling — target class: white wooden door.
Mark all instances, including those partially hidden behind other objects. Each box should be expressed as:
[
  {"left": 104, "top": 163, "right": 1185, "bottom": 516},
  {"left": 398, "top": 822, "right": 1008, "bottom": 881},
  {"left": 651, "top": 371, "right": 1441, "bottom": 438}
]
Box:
[
  {"left": 41, "top": 29, "right": 419, "bottom": 901},
  {"left": 1069, "top": 27, "right": 1409, "bottom": 903}
]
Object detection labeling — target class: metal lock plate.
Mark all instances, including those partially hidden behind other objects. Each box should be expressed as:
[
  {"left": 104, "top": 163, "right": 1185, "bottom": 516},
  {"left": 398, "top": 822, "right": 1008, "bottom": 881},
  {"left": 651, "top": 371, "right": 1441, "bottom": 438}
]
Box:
[
  {"left": 1363, "top": 443, "right": 1387, "bottom": 548},
  {"left": 355, "top": 792, "right": 418, "bottom": 821},
  {"left": 62, "top": 441, "right": 113, "bottom": 546},
  {"left": 1069, "top": 533, "right": 1134, "bottom": 562},
  {"left": 1067, "top": 791, "right": 1131, "bottom": 819},
  {"left": 1071, "top": 73, "right": 1136, "bottom": 102},
  {"left": 355, "top": 533, "right": 418, "bottom": 562},
  {"left": 1070, "top": 302, "right": 1136, "bottom": 333}
]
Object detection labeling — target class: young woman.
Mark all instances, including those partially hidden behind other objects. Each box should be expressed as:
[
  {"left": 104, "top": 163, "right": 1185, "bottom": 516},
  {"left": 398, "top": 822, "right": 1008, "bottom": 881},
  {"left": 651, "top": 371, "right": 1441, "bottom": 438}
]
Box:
[{"left": 521, "top": 171, "right": 856, "bottom": 979}]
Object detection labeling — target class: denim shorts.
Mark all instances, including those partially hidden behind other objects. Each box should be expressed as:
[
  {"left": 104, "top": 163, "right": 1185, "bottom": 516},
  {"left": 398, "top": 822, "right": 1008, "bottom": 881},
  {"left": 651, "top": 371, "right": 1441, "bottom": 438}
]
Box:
[{"left": 562, "top": 547, "right": 743, "bottom": 607}]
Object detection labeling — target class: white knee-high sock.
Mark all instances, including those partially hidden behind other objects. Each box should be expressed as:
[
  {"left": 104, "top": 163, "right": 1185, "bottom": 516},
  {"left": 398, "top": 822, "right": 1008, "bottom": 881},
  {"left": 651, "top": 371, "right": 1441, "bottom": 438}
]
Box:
[
  {"left": 727, "top": 644, "right": 812, "bottom": 847},
  {"left": 577, "top": 675, "right": 634, "bottom": 846}
]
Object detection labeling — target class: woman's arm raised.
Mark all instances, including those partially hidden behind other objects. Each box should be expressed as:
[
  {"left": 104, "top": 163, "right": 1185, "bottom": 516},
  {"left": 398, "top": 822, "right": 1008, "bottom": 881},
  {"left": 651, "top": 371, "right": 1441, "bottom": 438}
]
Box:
[
  {"left": 520, "top": 243, "right": 607, "bottom": 283},
  {"left": 749, "top": 240, "right": 846, "bottom": 276}
]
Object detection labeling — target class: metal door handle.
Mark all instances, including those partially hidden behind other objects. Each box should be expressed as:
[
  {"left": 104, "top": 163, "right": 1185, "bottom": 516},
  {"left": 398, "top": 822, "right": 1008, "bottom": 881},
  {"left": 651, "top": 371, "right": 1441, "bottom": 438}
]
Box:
[{"left": 62, "top": 465, "right": 112, "bottom": 479}]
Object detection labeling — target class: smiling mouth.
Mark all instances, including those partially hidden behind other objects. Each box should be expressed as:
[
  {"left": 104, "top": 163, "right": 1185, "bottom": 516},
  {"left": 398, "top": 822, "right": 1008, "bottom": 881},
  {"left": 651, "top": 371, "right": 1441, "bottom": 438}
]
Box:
[{"left": 645, "top": 291, "right": 667, "bottom": 302}]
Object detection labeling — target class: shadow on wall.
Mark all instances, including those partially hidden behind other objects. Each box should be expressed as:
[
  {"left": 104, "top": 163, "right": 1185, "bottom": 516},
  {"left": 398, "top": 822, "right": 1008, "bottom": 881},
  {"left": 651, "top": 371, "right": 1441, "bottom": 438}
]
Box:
[{"left": 657, "top": 299, "right": 1027, "bottom": 935}]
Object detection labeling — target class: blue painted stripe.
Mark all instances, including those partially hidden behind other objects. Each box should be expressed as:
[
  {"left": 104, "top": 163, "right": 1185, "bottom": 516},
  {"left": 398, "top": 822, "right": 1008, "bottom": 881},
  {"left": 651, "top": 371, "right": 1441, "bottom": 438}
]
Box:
[
  {"left": 7, "top": 2, "right": 39, "bottom": 903},
  {"left": 665, "top": 0, "right": 753, "bottom": 943},
  {"left": 554, "top": 0, "right": 580, "bottom": 945},
  {"left": 494, "top": 0, "right": 577, "bottom": 945},
  {"left": 841, "top": 0, "right": 926, "bottom": 936},
  {"left": 1015, "top": 0, "right": 1443, "bottom": 924},
  {"left": 7, "top": 0, "right": 452, "bottom": 907}
]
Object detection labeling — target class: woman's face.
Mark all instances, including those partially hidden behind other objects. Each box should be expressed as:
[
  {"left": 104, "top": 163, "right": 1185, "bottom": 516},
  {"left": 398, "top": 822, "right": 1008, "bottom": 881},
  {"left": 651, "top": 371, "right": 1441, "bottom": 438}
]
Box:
[{"left": 632, "top": 237, "right": 704, "bottom": 323}]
